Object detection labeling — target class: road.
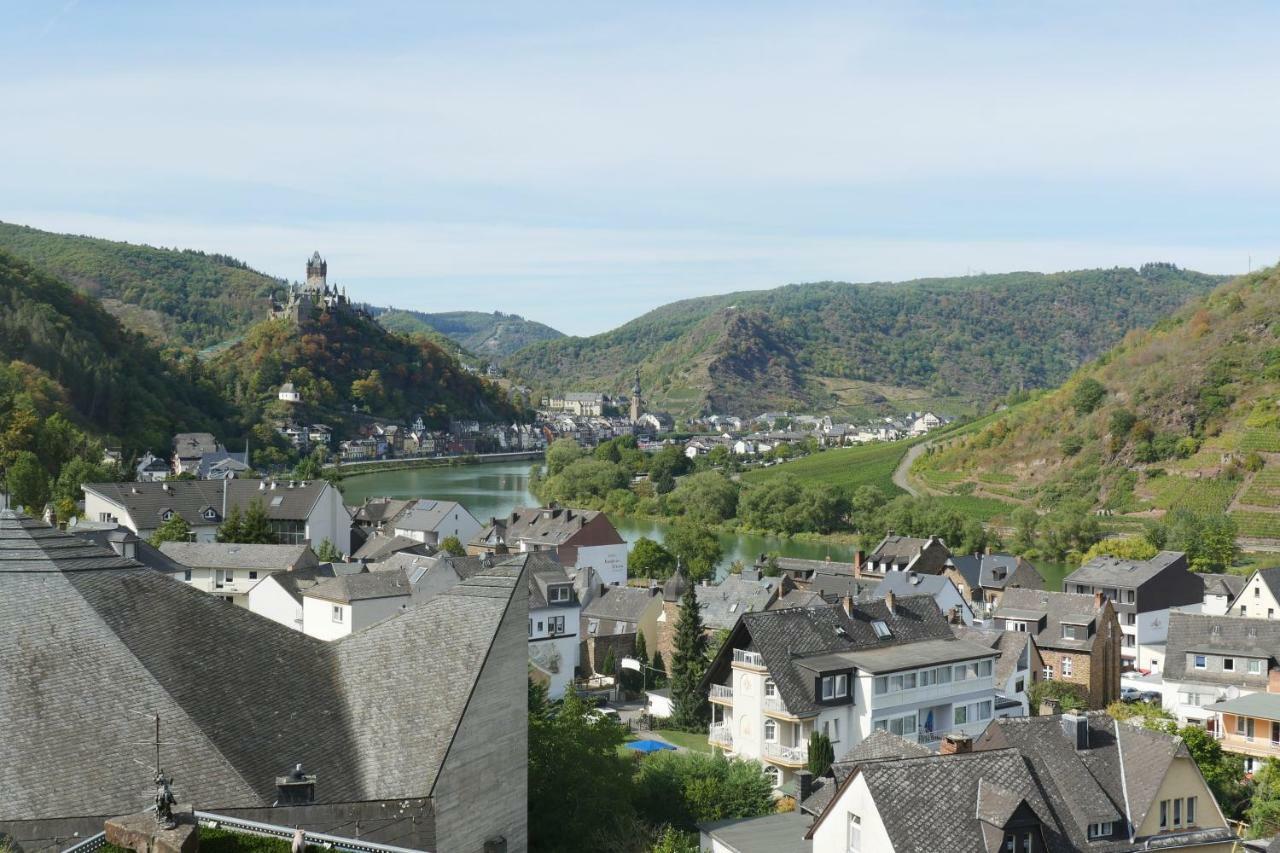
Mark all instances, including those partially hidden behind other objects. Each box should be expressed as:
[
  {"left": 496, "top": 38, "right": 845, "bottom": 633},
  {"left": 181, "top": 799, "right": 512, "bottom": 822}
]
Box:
[{"left": 892, "top": 442, "right": 929, "bottom": 496}]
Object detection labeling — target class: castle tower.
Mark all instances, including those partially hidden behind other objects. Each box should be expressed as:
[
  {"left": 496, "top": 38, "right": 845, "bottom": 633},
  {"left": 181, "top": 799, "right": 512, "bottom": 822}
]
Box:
[
  {"left": 630, "top": 370, "right": 642, "bottom": 423},
  {"left": 305, "top": 251, "right": 327, "bottom": 292}
]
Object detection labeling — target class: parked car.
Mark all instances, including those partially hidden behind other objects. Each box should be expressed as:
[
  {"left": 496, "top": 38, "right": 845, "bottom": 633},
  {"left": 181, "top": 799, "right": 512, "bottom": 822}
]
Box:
[
  {"left": 1137, "top": 690, "right": 1161, "bottom": 704},
  {"left": 1120, "top": 687, "right": 1141, "bottom": 702}
]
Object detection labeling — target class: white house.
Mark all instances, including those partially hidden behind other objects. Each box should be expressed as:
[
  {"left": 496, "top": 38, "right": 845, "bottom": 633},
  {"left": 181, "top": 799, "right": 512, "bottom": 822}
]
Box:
[
  {"left": 1228, "top": 568, "right": 1280, "bottom": 619},
  {"left": 470, "top": 506, "right": 628, "bottom": 588},
  {"left": 527, "top": 553, "right": 581, "bottom": 700},
  {"left": 391, "top": 499, "right": 482, "bottom": 548},
  {"left": 157, "top": 541, "right": 318, "bottom": 607},
  {"left": 83, "top": 479, "right": 352, "bottom": 553},
  {"left": 702, "top": 593, "right": 999, "bottom": 791},
  {"left": 278, "top": 382, "right": 301, "bottom": 403},
  {"left": 302, "top": 568, "right": 416, "bottom": 641}
]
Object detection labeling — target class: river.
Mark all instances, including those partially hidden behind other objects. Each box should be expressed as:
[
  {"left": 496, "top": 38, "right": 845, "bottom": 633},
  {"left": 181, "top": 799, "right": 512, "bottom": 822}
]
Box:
[{"left": 340, "top": 460, "right": 849, "bottom": 575}]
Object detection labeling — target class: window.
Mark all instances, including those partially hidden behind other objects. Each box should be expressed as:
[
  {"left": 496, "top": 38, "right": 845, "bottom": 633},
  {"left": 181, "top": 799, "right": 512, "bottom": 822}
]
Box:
[
  {"left": 1088, "top": 822, "right": 1112, "bottom": 839},
  {"left": 587, "top": 618, "right": 599, "bottom": 635},
  {"left": 1186, "top": 796, "right": 1196, "bottom": 825},
  {"left": 955, "top": 663, "right": 970, "bottom": 681},
  {"left": 549, "top": 585, "right": 570, "bottom": 603},
  {"left": 1043, "top": 665, "right": 1055, "bottom": 680},
  {"left": 874, "top": 676, "right": 888, "bottom": 695},
  {"left": 1126, "top": 590, "right": 1135, "bottom": 604},
  {"left": 902, "top": 672, "right": 917, "bottom": 690},
  {"left": 937, "top": 665, "right": 952, "bottom": 684},
  {"left": 847, "top": 813, "right": 862, "bottom": 853},
  {"left": 1076, "top": 584, "right": 1088, "bottom": 594},
  {"left": 1257, "top": 586, "right": 1263, "bottom": 599},
  {"left": 871, "top": 620, "right": 891, "bottom": 638},
  {"left": 978, "top": 659, "right": 993, "bottom": 677},
  {"left": 248, "top": 571, "right": 258, "bottom": 580},
  {"left": 955, "top": 704, "right": 968, "bottom": 725},
  {"left": 548, "top": 615, "right": 565, "bottom": 635},
  {"left": 161, "top": 510, "right": 174, "bottom": 521},
  {"left": 920, "top": 668, "right": 935, "bottom": 687},
  {"left": 1062, "top": 625, "right": 1081, "bottom": 641},
  {"left": 1237, "top": 715, "right": 1247, "bottom": 735},
  {"left": 1194, "top": 655, "right": 1207, "bottom": 669},
  {"left": 764, "top": 719, "right": 777, "bottom": 742},
  {"left": 1250, "top": 659, "right": 1264, "bottom": 675},
  {"left": 1224, "top": 658, "right": 1235, "bottom": 672},
  {"left": 885, "top": 713, "right": 916, "bottom": 736},
  {"left": 332, "top": 605, "right": 344, "bottom": 623},
  {"left": 528, "top": 620, "right": 532, "bottom": 637},
  {"left": 1160, "top": 800, "right": 1168, "bottom": 829},
  {"left": 1009, "top": 620, "right": 1028, "bottom": 632},
  {"left": 183, "top": 570, "right": 192, "bottom": 582},
  {"left": 822, "top": 673, "right": 849, "bottom": 700},
  {"left": 1241, "top": 606, "right": 1248, "bottom": 616},
  {"left": 1015, "top": 678, "right": 1025, "bottom": 693},
  {"left": 764, "top": 765, "right": 780, "bottom": 788},
  {"left": 823, "top": 718, "right": 841, "bottom": 743},
  {"left": 1125, "top": 612, "right": 1137, "bottom": 626},
  {"left": 1271, "top": 609, "right": 1276, "bottom": 619},
  {"left": 1173, "top": 797, "right": 1181, "bottom": 826},
  {"left": 1062, "top": 656, "right": 1073, "bottom": 678},
  {"left": 225, "top": 570, "right": 233, "bottom": 582}
]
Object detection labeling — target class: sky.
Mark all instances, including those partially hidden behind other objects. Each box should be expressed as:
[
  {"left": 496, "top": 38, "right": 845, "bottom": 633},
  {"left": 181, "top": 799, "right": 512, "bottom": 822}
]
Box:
[{"left": 3, "top": 2, "right": 1279, "bottom": 335}]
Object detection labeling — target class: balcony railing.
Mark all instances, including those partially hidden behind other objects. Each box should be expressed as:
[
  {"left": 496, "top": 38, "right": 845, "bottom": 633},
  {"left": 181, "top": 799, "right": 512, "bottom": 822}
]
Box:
[
  {"left": 762, "top": 694, "right": 795, "bottom": 716},
  {"left": 733, "top": 649, "right": 765, "bottom": 668},
  {"left": 710, "top": 725, "right": 733, "bottom": 747},
  {"left": 762, "top": 741, "right": 809, "bottom": 765},
  {"left": 710, "top": 684, "right": 734, "bottom": 702}
]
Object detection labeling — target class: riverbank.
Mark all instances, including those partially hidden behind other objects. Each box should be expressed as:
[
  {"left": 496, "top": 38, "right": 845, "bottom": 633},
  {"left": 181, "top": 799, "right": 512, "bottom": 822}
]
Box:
[{"left": 327, "top": 450, "right": 542, "bottom": 478}]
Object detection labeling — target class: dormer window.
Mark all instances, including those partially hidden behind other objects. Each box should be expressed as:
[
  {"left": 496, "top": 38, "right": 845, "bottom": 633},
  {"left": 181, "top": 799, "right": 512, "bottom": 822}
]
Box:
[
  {"left": 1086, "top": 822, "right": 1112, "bottom": 839},
  {"left": 161, "top": 510, "right": 174, "bottom": 521},
  {"left": 549, "top": 585, "right": 571, "bottom": 603},
  {"left": 820, "top": 674, "right": 848, "bottom": 700},
  {"left": 1062, "top": 624, "right": 1084, "bottom": 641},
  {"left": 203, "top": 508, "right": 218, "bottom": 520},
  {"left": 871, "top": 620, "right": 891, "bottom": 639}
]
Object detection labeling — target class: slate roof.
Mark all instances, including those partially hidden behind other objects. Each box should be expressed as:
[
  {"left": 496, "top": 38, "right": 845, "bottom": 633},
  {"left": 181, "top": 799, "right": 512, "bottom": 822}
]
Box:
[
  {"left": 804, "top": 572, "right": 881, "bottom": 602},
  {"left": 197, "top": 450, "right": 250, "bottom": 478},
  {"left": 695, "top": 574, "right": 781, "bottom": 630},
  {"left": 699, "top": 811, "right": 812, "bottom": 853},
  {"left": 1254, "top": 567, "right": 1280, "bottom": 602},
  {"left": 994, "top": 588, "right": 1104, "bottom": 652},
  {"left": 393, "top": 499, "right": 472, "bottom": 533},
  {"left": 860, "top": 571, "right": 966, "bottom": 614},
  {"left": 801, "top": 730, "right": 930, "bottom": 817},
  {"left": 350, "top": 497, "right": 414, "bottom": 526},
  {"left": 1164, "top": 611, "right": 1280, "bottom": 683},
  {"left": 761, "top": 556, "right": 858, "bottom": 580},
  {"left": 952, "top": 624, "right": 1031, "bottom": 689},
  {"left": 352, "top": 532, "right": 432, "bottom": 562},
  {"left": 1201, "top": 572, "right": 1247, "bottom": 600},
  {"left": 708, "top": 596, "right": 959, "bottom": 716},
  {"left": 952, "top": 554, "right": 1046, "bottom": 593},
  {"left": 158, "top": 542, "right": 315, "bottom": 571},
  {"left": 307, "top": 568, "right": 414, "bottom": 603},
  {"left": 69, "top": 526, "right": 186, "bottom": 575},
  {"left": 174, "top": 432, "right": 220, "bottom": 459},
  {"left": 1064, "top": 550, "right": 1189, "bottom": 589},
  {"left": 474, "top": 506, "right": 622, "bottom": 549},
  {"left": 869, "top": 534, "right": 940, "bottom": 563},
  {"left": 84, "top": 479, "right": 340, "bottom": 529},
  {"left": 267, "top": 562, "right": 339, "bottom": 603},
  {"left": 770, "top": 588, "right": 827, "bottom": 610},
  {"left": 0, "top": 508, "right": 523, "bottom": 825},
  {"left": 581, "top": 585, "right": 660, "bottom": 624},
  {"left": 528, "top": 553, "right": 576, "bottom": 609}
]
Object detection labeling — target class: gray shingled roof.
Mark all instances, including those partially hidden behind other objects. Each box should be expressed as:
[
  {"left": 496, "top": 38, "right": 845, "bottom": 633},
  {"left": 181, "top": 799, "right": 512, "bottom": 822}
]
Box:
[
  {"left": 268, "top": 562, "right": 339, "bottom": 603},
  {"left": 528, "top": 553, "right": 576, "bottom": 609},
  {"left": 1201, "top": 572, "right": 1247, "bottom": 600},
  {"left": 307, "top": 568, "right": 414, "bottom": 603},
  {"left": 392, "top": 499, "right": 470, "bottom": 533},
  {"left": 475, "top": 506, "right": 622, "bottom": 548},
  {"left": 952, "top": 624, "right": 1031, "bottom": 690},
  {"left": 1064, "top": 550, "right": 1189, "bottom": 588},
  {"left": 0, "top": 509, "right": 522, "bottom": 826},
  {"left": 581, "top": 585, "right": 660, "bottom": 623},
  {"left": 994, "top": 588, "right": 1104, "bottom": 652},
  {"left": 84, "top": 479, "right": 341, "bottom": 528},
  {"left": 699, "top": 811, "right": 812, "bottom": 853},
  {"left": 158, "top": 542, "right": 315, "bottom": 571},
  {"left": 710, "top": 596, "right": 958, "bottom": 716},
  {"left": 695, "top": 574, "right": 780, "bottom": 630},
  {"left": 1164, "top": 611, "right": 1280, "bottom": 683},
  {"left": 353, "top": 532, "right": 431, "bottom": 562}
]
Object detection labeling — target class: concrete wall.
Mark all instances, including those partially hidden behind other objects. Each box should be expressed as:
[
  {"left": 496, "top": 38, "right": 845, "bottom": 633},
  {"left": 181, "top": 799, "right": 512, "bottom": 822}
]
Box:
[
  {"left": 810, "top": 773, "right": 893, "bottom": 853},
  {"left": 432, "top": 566, "right": 528, "bottom": 853},
  {"left": 248, "top": 576, "right": 304, "bottom": 631},
  {"left": 303, "top": 597, "right": 352, "bottom": 641}
]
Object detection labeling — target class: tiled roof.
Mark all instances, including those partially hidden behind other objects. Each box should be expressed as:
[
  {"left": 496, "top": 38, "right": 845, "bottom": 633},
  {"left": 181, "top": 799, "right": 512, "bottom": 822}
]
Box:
[
  {"left": 307, "top": 568, "right": 414, "bottom": 603},
  {"left": 1201, "top": 572, "right": 1247, "bottom": 599},
  {"left": 994, "top": 588, "right": 1104, "bottom": 652},
  {"left": 158, "top": 542, "right": 314, "bottom": 571},
  {"left": 1064, "top": 550, "right": 1190, "bottom": 588},
  {"left": 695, "top": 574, "right": 780, "bottom": 630},
  {"left": 1164, "top": 611, "right": 1280, "bottom": 683},
  {"left": 393, "top": 499, "right": 470, "bottom": 533},
  {"left": 0, "top": 509, "right": 521, "bottom": 824},
  {"left": 581, "top": 585, "right": 659, "bottom": 624},
  {"left": 476, "top": 506, "right": 622, "bottom": 549}
]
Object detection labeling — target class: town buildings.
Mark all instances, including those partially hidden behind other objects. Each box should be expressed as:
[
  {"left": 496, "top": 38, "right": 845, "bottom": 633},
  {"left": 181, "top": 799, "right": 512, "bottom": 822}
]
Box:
[
  {"left": 389, "top": 498, "right": 483, "bottom": 548},
  {"left": 157, "top": 541, "right": 318, "bottom": 606},
  {"left": 861, "top": 534, "right": 952, "bottom": 576},
  {"left": 527, "top": 553, "right": 581, "bottom": 699},
  {"left": 1228, "top": 567, "right": 1280, "bottom": 619},
  {"left": 701, "top": 594, "right": 1001, "bottom": 791},
  {"left": 82, "top": 478, "right": 351, "bottom": 553},
  {"left": 1063, "top": 551, "right": 1203, "bottom": 672},
  {"left": 944, "top": 552, "right": 1045, "bottom": 615},
  {"left": 469, "top": 505, "right": 628, "bottom": 587},
  {"left": 993, "top": 588, "right": 1122, "bottom": 708}
]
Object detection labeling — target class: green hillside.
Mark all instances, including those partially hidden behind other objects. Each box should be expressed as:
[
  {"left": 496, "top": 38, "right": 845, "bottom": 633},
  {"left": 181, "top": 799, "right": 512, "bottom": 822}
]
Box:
[
  {"left": 372, "top": 308, "right": 563, "bottom": 358},
  {"left": 0, "top": 250, "right": 228, "bottom": 456},
  {"left": 0, "top": 221, "right": 284, "bottom": 348},
  {"left": 505, "top": 265, "right": 1225, "bottom": 416},
  {"left": 912, "top": 263, "right": 1280, "bottom": 540}
]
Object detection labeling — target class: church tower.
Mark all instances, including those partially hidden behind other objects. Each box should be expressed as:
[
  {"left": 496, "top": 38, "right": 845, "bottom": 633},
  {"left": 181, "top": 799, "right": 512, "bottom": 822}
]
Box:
[
  {"left": 630, "top": 370, "right": 642, "bottom": 423},
  {"left": 305, "top": 251, "right": 327, "bottom": 292}
]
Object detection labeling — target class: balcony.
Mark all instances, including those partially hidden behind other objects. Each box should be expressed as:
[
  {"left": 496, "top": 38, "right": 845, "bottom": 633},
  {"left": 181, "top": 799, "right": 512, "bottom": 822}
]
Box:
[
  {"left": 733, "top": 649, "right": 765, "bottom": 670},
  {"left": 1216, "top": 730, "right": 1280, "bottom": 760},
  {"left": 762, "top": 741, "right": 809, "bottom": 768},
  {"left": 710, "top": 725, "right": 733, "bottom": 748},
  {"left": 709, "top": 684, "right": 734, "bottom": 704},
  {"left": 762, "top": 693, "right": 802, "bottom": 719}
]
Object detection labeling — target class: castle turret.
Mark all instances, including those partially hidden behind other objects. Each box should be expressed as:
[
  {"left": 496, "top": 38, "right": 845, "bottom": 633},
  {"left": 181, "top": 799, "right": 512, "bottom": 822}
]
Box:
[
  {"left": 630, "top": 370, "right": 642, "bottom": 423},
  {"left": 305, "top": 251, "right": 327, "bottom": 292}
]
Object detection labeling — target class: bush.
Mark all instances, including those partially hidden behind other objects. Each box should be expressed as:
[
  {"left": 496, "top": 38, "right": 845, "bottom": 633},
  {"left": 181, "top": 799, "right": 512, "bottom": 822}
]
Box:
[
  {"left": 633, "top": 751, "right": 774, "bottom": 832},
  {"left": 1071, "top": 378, "right": 1107, "bottom": 415},
  {"left": 1059, "top": 435, "right": 1084, "bottom": 457}
]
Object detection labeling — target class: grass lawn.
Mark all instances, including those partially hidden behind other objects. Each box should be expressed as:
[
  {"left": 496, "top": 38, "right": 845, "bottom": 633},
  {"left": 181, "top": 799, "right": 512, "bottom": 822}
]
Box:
[
  {"left": 931, "top": 495, "right": 1017, "bottom": 524},
  {"left": 742, "top": 438, "right": 920, "bottom": 495}
]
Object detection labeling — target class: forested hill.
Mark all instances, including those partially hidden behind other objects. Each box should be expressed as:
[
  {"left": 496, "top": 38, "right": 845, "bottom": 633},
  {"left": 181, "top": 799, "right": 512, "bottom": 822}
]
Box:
[
  {"left": 0, "top": 251, "right": 228, "bottom": 455},
  {"left": 504, "top": 265, "right": 1225, "bottom": 416},
  {"left": 370, "top": 307, "right": 563, "bottom": 358},
  {"left": 0, "top": 221, "right": 284, "bottom": 349},
  {"left": 912, "top": 264, "right": 1280, "bottom": 541},
  {"left": 208, "top": 306, "right": 521, "bottom": 461}
]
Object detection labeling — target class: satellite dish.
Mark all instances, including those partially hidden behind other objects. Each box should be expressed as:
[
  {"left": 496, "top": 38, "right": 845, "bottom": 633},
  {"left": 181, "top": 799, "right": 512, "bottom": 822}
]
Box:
[{"left": 1225, "top": 685, "right": 1241, "bottom": 700}]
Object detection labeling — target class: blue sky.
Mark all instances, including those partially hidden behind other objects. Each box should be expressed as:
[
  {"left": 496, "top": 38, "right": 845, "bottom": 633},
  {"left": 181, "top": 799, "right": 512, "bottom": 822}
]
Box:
[{"left": 2, "top": 2, "right": 1278, "bottom": 335}]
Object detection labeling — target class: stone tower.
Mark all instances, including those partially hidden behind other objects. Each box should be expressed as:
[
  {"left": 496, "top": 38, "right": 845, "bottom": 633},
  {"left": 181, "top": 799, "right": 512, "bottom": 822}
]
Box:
[
  {"left": 654, "top": 561, "right": 689, "bottom": 675},
  {"left": 305, "top": 251, "right": 327, "bottom": 292},
  {"left": 630, "top": 370, "right": 642, "bottom": 423}
]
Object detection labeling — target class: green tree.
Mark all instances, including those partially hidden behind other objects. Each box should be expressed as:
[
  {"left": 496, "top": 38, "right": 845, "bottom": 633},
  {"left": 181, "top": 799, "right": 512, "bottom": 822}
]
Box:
[
  {"left": 649, "top": 826, "right": 700, "bottom": 853},
  {"left": 601, "top": 646, "right": 617, "bottom": 679},
  {"left": 239, "top": 500, "right": 277, "bottom": 544},
  {"left": 6, "top": 450, "right": 50, "bottom": 511},
  {"left": 529, "top": 683, "right": 636, "bottom": 851},
  {"left": 216, "top": 505, "right": 244, "bottom": 543},
  {"left": 1247, "top": 759, "right": 1280, "bottom": 838},
  {"left": 149, "top": 514, "right": 192, "bottom": 546},
  {"left": 808, "top": 730, "right": 835, "bottom": 777},
  {"left": 440, "top": 535, "right": 466, "bottom": 557},
  {"left": 546, "top": 438, "right": 583, "bottom": 477},
  {"left": 633, "top": 751, "right": 774, "bottom": 832},
  {"left": 1071, "top": 378, "right": 1107, "bottom": 415},
  {"left": 52, "top": 456, "right": 115, "bottom": 505},
  {"left": 629, "top": 536, "right": 677, "bottom": 579},
  {"left": 1079, "top": 537, "right": 1157, "bottom": 565},
  {"left": 652, "top": 651, "right": 668, "bottom": 682},
  {"left": 635, "top": 629, "right": 650, "bottom": 669},
  {"left": 669, "top": 583, "right": 709, "bottom": 730},
  {"left": 1011, "top": 506, "right": 1039, "bottom": 553},
  {"left": 315, "top": 539, "right": 342, "bottom": 562},
  {"left": 664, "top": 522, "right": 723, "bottom": 583}
]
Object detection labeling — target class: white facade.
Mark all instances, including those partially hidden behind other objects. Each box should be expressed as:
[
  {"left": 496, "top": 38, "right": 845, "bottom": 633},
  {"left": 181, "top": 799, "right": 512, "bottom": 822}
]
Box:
[
  {"left": 809, "top": 773, "right": 893, "bottom": 853},
  {"left": 303, "top": 484, "right": 352, "bottom": 554},
  {"left": 1232, "top": 573, "right": 1280, "bottom": 619},
  {"left": 393, "top": 508, "right": 482, "bottom": 548},
  {"left": 573, "top": 542, "right": 628, "bottom": 588},
  {"left": 301, "top": 592, "right": 411, "bottom": 641},
  {"left": 171, "top": 565, "right": 274, "bottom": 606},
  {"left": 529, "top": 601, "right": 580, "bottom": 699},
  {"left": 710, "top": 650, "right": 997, "bottom": 790},
  {"left": 247, "top": 574, "right": 305, "bottom": 630}
]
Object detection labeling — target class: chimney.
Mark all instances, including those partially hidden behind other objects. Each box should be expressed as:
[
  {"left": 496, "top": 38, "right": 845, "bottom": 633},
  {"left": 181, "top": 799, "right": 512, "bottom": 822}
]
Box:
[
  {"left": 841, "top": 593, "right": 854, "bottom": 616},
  {"left": 940, "top": 733, "right": 972, "bottom": 755},
  {"left": 1093, "top": 591, "right": 1105, "bottom": 610},
  {"left": 885, "top": 589, "right": 896, "bottom": 616},
  {"left": 853, "top": 550, "right": 863, "bottom": 578},
  {"left": 795, "top": 769, "right": 814, "bottom": 803},
  {"left": 947, "top": 606, "right": 962, "bottom": 625},
  {"left": 275, "top": 763, "right": 316, "bottom": 805},
  {"left": 1039, "top": 696, "right": 1060, "bottom": 717},
  {"left": 1062, "top": 712, "right": 1090, "bottom": 750}
]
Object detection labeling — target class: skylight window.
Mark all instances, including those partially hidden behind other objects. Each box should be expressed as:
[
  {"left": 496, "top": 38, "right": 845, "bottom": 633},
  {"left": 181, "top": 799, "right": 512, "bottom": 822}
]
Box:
[
  {"left": 271, "top": 496, "right": 285, "bottom": 507},
  {"left": 872, "top": 620, "right": 891, "bottom": 639}
]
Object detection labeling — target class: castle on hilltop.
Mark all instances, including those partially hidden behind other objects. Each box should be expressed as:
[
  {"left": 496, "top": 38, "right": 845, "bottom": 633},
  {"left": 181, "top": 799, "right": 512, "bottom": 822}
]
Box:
[{"left": 270, "top": 251, "right": 354, "bottom": 322}]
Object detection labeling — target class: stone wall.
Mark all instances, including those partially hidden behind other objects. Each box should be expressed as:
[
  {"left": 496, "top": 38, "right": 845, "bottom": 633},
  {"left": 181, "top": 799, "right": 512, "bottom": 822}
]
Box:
[{"left": 581, "top": 632, "right": 636, "bottom": 676}]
